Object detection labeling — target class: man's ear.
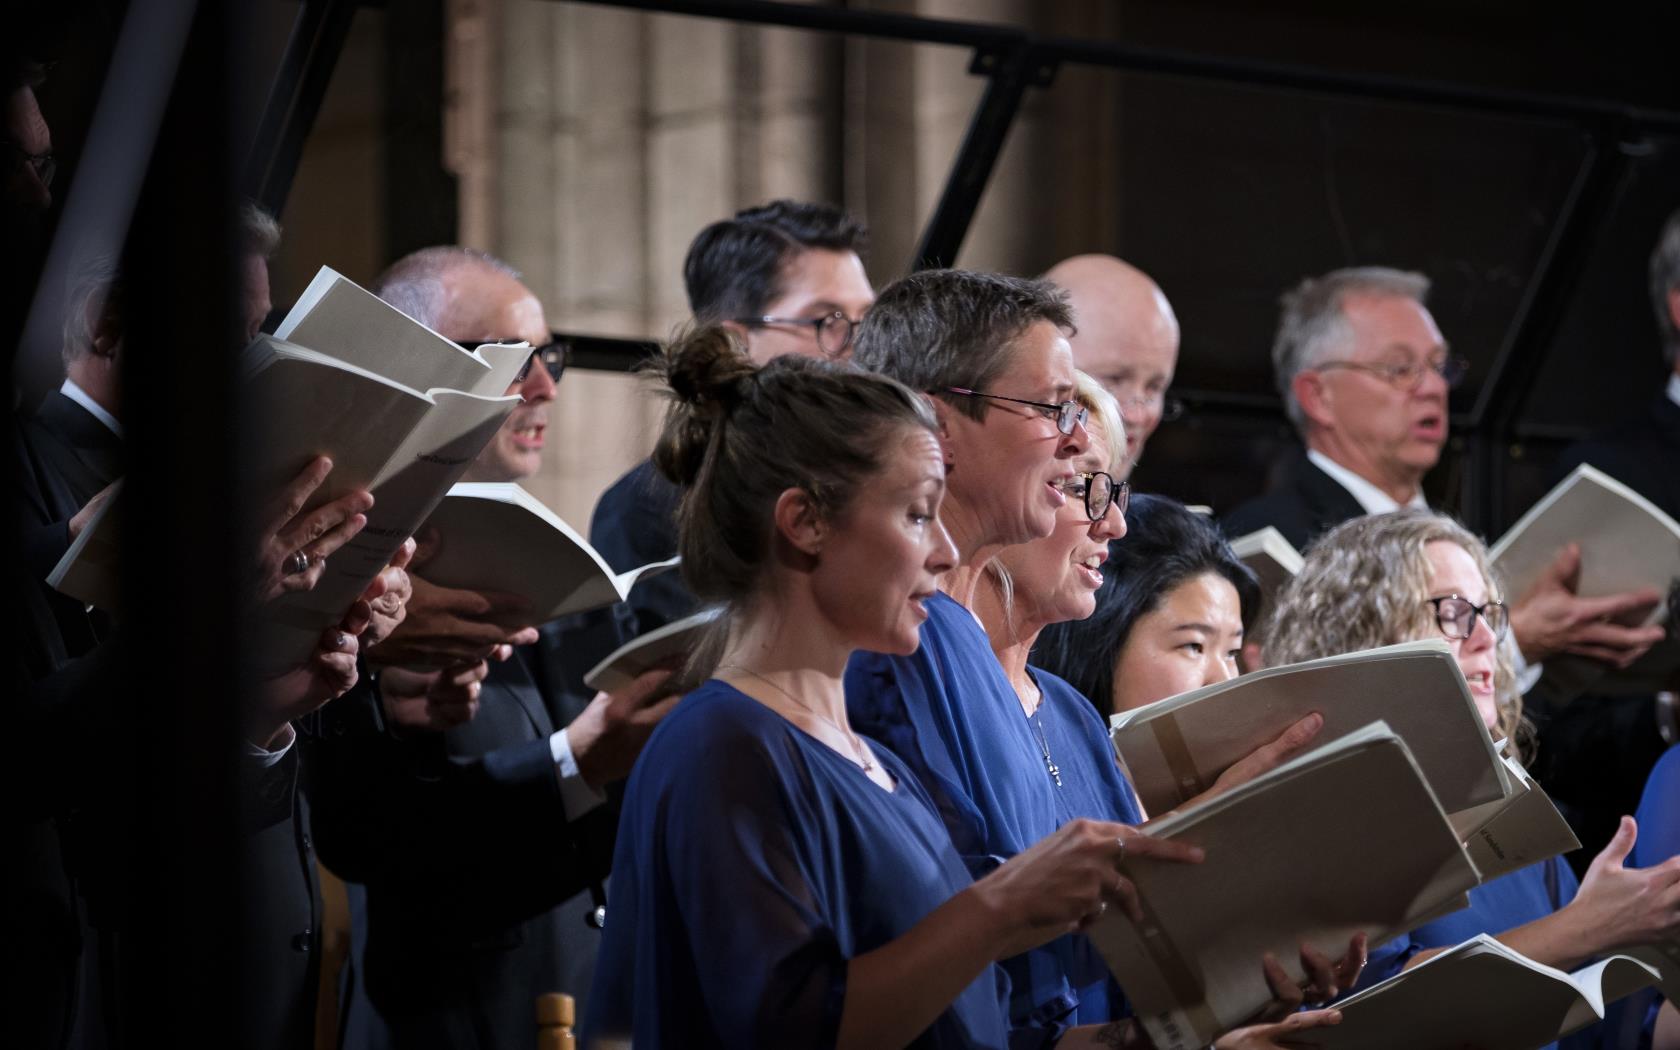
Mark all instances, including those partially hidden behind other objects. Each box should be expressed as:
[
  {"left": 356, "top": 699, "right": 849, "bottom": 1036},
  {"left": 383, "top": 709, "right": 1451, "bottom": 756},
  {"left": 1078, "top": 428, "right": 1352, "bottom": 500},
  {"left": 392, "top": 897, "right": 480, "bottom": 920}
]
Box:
[
  {"left": 1293, "top": 369, "right": 1336, "bottom": 429},
  {"left": 772, "top": 487, "right": 827, "bottom": 557},
  {"left": 89, "top": 302, "right": 123, "bottom": 360},
  {"left": 1667, "top": 286, "right": 1680, "bottom": 345}
]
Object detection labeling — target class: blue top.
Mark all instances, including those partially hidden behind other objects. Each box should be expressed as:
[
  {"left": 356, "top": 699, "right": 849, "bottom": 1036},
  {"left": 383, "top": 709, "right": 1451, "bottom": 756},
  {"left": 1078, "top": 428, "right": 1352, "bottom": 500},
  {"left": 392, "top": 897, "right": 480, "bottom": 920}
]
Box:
[
  {"left": 1634, "top": 744, "right": 1680, "bottom": 869},
  {"left": 1360, "top": 854, "right": 1591, "bottom": 1049},
  {"left": 1617, "top": 744, "right": 1680, "bottom": 1049},
  {"left": 846, "top": 591, "right": 1144, "bottom": 1044},
  {"left": 583, "top": 680, "right": 1011, "bottom": 1050}
]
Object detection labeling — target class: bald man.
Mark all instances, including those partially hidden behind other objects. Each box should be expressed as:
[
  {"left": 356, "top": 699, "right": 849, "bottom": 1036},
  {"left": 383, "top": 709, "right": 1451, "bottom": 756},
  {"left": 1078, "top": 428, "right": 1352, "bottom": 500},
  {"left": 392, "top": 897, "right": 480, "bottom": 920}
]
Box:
[{"left": 1042, "top": 254, "right": 1181, "bottom": 474}]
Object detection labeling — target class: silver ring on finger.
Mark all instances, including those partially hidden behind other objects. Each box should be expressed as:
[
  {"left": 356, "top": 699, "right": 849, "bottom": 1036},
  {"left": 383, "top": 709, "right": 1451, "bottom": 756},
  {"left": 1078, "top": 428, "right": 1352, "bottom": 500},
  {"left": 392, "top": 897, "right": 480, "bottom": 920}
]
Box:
[
  {"left": 285, "top": 550, "right": 311, "bottom": 576},
  {"left": 1098, "top": 900, "right": 1108, "bottom": 915},
  {"left": 1116, "top": 836, "right": 1127, "bottom": 863}
]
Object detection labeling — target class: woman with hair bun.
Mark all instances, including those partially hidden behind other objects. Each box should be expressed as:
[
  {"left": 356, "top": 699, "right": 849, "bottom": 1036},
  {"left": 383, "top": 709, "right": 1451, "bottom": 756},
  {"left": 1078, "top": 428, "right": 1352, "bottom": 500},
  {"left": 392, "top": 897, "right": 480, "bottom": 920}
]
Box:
[{"left": 584, "top": 327, "right": 1190, "bottom": 1050}]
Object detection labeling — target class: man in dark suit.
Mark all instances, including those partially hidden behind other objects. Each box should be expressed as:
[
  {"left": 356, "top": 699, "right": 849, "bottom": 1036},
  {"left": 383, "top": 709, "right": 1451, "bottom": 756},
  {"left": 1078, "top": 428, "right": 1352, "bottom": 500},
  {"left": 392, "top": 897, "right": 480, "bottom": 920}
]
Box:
[
  {"left": 308, "top": 246, "right": 671, "bottom": 1050},
  {"left": 1222, "top": 267, "right": 1663, "bottom": 671},
  {"left": 1221, "top": 267, "right": 1452, "bottom": 550},
  {"left": 9, "top": 212, "right": 391, "bottom": 1050},
  {"left": 584, "top": 200, "right": 874, "bottom": 646}
]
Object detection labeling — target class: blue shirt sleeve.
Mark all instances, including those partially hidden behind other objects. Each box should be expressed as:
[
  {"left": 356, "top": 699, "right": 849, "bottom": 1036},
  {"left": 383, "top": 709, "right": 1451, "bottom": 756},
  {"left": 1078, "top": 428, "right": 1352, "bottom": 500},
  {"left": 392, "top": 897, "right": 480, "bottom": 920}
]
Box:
[
  {"left": 586, "top": 713, "right": 846, "bottom": 1049},
  {"left": 1633, "top": 745, "right": 1680, "bottom": 869}
]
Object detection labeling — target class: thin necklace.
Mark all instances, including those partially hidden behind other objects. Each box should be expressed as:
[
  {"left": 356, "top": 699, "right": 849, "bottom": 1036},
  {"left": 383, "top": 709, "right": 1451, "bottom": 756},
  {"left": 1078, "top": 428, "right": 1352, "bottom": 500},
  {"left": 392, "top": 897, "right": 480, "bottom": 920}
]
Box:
[
  {"left": 723, "top": 665, "right": 876, "bottom": 774},
  {"left": 1023, "top": 671, "right": 1062, "bottom": 787}
]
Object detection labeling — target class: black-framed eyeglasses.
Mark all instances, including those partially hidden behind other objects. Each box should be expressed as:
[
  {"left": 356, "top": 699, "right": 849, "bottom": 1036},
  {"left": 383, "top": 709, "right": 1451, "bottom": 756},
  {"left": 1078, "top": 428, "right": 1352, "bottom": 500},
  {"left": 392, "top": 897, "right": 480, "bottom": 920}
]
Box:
[
  {"left": 2, "top": 139, "right": 55, "bottom": 188},
  {"left": 1104, "top": 386, "right": 1186, "bottom": 425},
  {"left": 454, "top": 340, "right": 569, "bottom": 385},
  {"left": 1060, "top": 470, "right": 1128, "bottom": 522},
  {"left": 1427, "top": 594, "right": 1508, "bottom": 641},
  {"left": 939, "top": 387, "right": 1089, "bottom": 436},
  {"left": 1314, "top": 355, "right": 1470, "bottom": 392},
  {"left": 732, "top": 311, "right": 860, "bottom": 357}
]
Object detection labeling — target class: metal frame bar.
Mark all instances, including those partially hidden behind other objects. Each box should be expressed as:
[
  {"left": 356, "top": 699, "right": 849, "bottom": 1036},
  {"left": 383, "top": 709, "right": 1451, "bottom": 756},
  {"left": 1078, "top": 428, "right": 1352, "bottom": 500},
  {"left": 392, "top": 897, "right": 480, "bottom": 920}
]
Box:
[
  {"left": 244, "top": 0, "right": 361, "bottom": 217},
  {"left": 248, "top": 0, "right": 1679, "bottom": 531}
]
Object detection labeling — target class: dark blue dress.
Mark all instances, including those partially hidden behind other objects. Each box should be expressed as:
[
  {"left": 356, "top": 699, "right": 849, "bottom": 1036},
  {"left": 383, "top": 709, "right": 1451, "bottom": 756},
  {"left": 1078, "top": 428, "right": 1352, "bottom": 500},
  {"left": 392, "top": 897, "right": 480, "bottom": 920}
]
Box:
[
  {"left": 583, "top": 680, "right": 1011, "bottom": 1050},
  {"left": 1360, "top": 854, "right": 1591, "bottom": 1049},
  {"left": 1618, "top": 744, "right": 1680, "bottom": 1048},
  {"left": 846, "top": 591, "right": 1145, "bottom": 1045},
  {"left": 1634, "top": 744, "right": 1680, "bottom": 870}
]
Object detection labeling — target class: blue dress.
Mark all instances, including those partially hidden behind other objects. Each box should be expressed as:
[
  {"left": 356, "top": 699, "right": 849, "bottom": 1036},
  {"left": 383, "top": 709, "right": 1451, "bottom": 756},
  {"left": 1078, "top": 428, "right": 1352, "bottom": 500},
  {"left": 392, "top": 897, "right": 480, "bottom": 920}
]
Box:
[
  {"left": 583, "top": 680, "right": 1011, "bottom": 1050},
  {"left": 1359, "top": 853, "right": 1593, "bottom": 1049},
  {"left": 1616, "top": 744, "right": 1680, "bottom": 1049},
  {"left": 1634, "top": 744, "right": 1680, "bottom": 870},
  {"left": 846, "top": 591, "right": 1145, "bottom": 1045}
]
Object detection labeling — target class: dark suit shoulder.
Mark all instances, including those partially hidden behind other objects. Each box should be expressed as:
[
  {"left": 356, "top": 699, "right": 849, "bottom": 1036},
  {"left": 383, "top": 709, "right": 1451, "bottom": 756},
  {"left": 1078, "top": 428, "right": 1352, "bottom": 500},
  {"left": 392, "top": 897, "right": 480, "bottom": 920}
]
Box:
[
  {"left": 589, "top": 458, "right": 679, "bottom": 573},
  {"left": 1558, "top": 393, "right": 1680, "bottom": 519},
  {"left": 1220, "top": 451, "right": 1365, "bottom": 552}
]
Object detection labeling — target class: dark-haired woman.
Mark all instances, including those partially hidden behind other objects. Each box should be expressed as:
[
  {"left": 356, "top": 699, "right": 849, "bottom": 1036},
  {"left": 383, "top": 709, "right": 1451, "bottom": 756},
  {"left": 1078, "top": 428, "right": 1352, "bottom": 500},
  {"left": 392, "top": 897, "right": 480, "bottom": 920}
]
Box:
[
  {"left": 1033, "top": 494, "right": 1261, "bottom": 718},
  {"left": 585, "top": 328, "right": 1216, "bottom": 1050}
]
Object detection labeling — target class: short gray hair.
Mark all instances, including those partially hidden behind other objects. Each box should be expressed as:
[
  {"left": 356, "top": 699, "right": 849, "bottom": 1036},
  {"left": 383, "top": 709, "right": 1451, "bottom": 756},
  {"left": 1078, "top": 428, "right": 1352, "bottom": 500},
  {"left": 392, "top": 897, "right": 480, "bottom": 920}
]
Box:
[
  {"left": 60, "top": 252, "right": 122, "bottom": 367},
  {"left": 852, "top": 269, "right": 1074, "bottom": 421},
  {"left": 1650, "top": 207, "right": 1680, "bottom": 366},
  {"left": 373, "top": 246, "right": 521, "bottom": 329},
  {"left": 241, "top": 203, "right": 282, "bottom": 259},
  {"left": 1273, "top": 266, "right": 1431, "bottom": 431},
  {"left": 1261, "top": 508, "right": 1528, "bottom": 757}
]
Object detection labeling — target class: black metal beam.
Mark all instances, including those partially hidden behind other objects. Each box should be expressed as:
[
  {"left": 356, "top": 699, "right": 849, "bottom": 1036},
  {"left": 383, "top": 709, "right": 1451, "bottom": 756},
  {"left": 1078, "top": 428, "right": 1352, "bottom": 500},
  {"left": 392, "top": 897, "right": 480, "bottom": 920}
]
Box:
[
  {"left": 1457, "top": 123, "right": 1637, "bottom": 533},
  {"left": 911, "top": 44, "right": 1056, "bottom": 271},
  {"left": 554, "top": 333, "right": 660, "bottom": 373},
  {"left": 560, "top": 0, "right": 1680, "bottom": 132},
  {"left": 243, "top": 0, "right": 360, "bottom": 217},
  {"left": 122, "top": 0, "right": 248, "bottom": 1034}
]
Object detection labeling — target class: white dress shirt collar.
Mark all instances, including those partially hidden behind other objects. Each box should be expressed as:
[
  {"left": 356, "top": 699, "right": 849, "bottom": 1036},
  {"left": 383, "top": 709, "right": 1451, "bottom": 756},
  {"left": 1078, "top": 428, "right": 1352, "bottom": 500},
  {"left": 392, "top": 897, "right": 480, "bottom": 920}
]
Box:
[
  {"left": 1666, "top": 371, "right": 1680, "bottom": 410},
  {"left": 60, "top": 378, "right": 123, "bottom": 439},
  {"left": 1306, "top": 447, "right": 1428, "bottom": 516}
]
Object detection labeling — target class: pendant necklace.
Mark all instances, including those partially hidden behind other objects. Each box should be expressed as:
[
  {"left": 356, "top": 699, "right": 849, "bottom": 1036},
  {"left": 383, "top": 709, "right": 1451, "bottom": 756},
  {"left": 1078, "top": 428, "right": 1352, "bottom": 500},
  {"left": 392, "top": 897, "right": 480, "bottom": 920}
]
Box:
[
  {"left": 1024, "top": 672, "right": 1062, "bottom": 787},
  {"left": 725, "top": 665, "right": 876, "bottom": 774}
]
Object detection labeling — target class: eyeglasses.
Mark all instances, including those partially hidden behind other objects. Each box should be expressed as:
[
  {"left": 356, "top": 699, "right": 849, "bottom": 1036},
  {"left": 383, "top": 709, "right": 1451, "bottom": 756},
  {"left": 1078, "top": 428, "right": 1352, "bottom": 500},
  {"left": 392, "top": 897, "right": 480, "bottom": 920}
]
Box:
[
  {"left": 1060, "top": 471, "right": 1128, "bottom": 522},
  {"left": 1426, "top": 595, "right": 1508, "bottom": 641},
  {"left": 1100, "top": 384, "right": 1186, "bottom": 425},
  {"left": 454, "top": 340, "right": 570, "bottom": 385},
  {"left": 2, "top": 139, "right": 55, "bottom": 189},
  {"left": 732, "top": 311, "right": 861, "bottom": 357},
  {"left": 1314, "top": 355, "right": 1470, "bottom": 391},
  {"left": 939, "top": 387, "right": 1089, "bottom": 436}
]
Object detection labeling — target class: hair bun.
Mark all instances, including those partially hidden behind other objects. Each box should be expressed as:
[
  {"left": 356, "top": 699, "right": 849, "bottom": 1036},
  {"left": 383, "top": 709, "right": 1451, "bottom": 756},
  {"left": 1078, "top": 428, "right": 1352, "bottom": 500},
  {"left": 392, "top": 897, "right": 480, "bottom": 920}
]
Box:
[{"left": 651, "top": 325, "right": 758, "bottom": 487}]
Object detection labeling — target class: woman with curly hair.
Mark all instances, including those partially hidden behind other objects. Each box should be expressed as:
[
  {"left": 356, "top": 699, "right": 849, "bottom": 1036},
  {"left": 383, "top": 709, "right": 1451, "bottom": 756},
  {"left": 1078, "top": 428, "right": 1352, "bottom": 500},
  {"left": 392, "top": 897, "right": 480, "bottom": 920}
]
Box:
[{"left": 1262, "top": 508, "right": 1680, "bottom": 1047}]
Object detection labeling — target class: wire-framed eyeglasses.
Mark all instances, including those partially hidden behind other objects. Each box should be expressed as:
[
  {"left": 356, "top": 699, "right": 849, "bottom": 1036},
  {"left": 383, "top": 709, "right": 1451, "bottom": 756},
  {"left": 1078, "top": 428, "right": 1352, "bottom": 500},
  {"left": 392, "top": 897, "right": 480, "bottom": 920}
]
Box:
[
  {"left": 1059, "top": 471, "right": 1128, "bottom": 522},
  {"left": 1314, "top": 355, "right": 1470, "bottom": 392},
  {"left": 732, "top": 311, "right": 861, "bottom": 357},
  {"left": 939, "top": 387, "right": 1089, "bottom": 436},
  {"left": 1426, "top": 594, "right": 1508, "bottom": 641}
]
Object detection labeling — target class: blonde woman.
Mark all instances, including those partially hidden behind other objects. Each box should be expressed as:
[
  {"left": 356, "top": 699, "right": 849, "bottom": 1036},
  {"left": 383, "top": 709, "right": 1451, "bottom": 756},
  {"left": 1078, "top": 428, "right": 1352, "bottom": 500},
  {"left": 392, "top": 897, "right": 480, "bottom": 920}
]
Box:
[{"left": 1263, "top": 509, "right": 1680, "bottom": 1047}]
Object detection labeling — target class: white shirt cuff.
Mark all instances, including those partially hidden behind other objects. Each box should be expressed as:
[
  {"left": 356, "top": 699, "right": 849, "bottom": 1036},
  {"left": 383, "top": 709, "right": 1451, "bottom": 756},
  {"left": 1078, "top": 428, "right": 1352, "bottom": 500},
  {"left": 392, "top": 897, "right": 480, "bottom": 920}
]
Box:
[
  {"left": 244, "top": 723, "right": 296, "bottom": 767},
  {"left": 1508, "top": 636, "right": 1544, "bottom": 695},
  {"left": 549, "top": 727, "right": 606, "bottom": 819}
]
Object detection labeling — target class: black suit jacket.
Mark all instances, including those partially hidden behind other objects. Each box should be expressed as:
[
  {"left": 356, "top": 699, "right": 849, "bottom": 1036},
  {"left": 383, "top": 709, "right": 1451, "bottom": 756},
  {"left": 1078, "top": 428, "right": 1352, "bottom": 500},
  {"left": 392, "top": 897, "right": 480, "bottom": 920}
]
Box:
[
  {"left": 588, "top": 457, "right": 694, "bottom": 637},
  {"left": 1558, "top": 391, "right": 1680, "bottom": 521},
  {"left": 24, "top": 390, "right": 124, "bottom": 507},
  {"left": 1219, "top": 449, "right": 1368, "bottom": 552},
  {"left": 308, "top": 644, "right": 616, "bottom": 1050},
  {"left": 10, "top": 396, "right": 319, "bottom": 1050}
]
